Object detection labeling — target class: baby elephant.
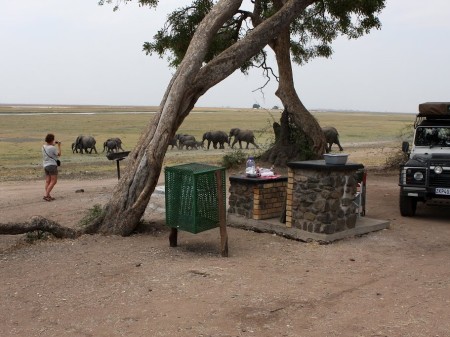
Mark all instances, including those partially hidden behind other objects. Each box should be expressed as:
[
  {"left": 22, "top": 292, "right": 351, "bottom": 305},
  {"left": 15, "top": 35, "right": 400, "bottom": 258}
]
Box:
[
  {"left": 182, "top": 139, "right": 200, "bottom": 150},
  {"left": 322, "top": 127, "right": 343, "bottom": 153},
  {"left": 177, "top": 134, "right": 196, "bottom": 150},
  {"left": 103, "top": 137, "right": 124, "bottom": 154}
]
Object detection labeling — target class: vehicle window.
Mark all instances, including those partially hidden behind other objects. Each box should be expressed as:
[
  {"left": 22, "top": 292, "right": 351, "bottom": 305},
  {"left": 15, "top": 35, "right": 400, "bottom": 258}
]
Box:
[{"left": 415, "top": 127, "right": 450, "bottom": 146}]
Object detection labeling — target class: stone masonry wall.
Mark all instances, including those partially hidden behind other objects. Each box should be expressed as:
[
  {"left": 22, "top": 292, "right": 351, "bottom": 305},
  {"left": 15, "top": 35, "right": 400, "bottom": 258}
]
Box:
[
  {"left": 228, "top": 182, "right": 254, "bottom": 218},
  {"left": 286, "top": 167, "right": 358, "bottom": 234}
]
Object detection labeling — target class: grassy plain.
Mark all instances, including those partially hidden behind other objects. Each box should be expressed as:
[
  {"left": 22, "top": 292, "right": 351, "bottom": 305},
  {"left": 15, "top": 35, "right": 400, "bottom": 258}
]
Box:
[{"left": 0, "top": 105, "right": 415, "bottom": 181}]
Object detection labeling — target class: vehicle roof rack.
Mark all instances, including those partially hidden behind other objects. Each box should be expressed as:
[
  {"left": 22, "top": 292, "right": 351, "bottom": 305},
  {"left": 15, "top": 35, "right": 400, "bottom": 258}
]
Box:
[
  {"left": 415, "top": 102, "right": 450, "bottom": 128},
  {"left": 418, "top": 102, "right": 450, "bottom": 116}
]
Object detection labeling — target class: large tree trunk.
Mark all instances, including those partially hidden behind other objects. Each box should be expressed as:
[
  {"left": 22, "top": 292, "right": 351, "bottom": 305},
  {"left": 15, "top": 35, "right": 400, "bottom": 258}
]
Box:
[
  {"left": 261, "top": 13, "right": 327, "bottom": 165},
  {"left": 89, "top": 0, "right": 245, "bottom": 236}
]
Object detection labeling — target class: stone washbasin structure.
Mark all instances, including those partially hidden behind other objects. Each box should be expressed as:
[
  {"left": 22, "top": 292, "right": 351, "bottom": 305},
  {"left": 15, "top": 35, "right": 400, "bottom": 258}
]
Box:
[{"left": 227, "top": 159, "right": 390, "bottom": 243}]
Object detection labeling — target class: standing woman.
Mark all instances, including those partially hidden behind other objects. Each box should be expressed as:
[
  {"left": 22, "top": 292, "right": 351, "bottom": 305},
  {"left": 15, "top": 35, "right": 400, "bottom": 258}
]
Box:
[{"left": 42, "top": 133, "right": 61, "bottom": 201}]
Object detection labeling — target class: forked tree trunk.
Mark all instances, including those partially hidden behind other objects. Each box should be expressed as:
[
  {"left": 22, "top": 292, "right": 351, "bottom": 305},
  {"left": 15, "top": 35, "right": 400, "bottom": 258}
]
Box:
[{"left": 90, "top": 0, "right": 318, "bottom": 235}]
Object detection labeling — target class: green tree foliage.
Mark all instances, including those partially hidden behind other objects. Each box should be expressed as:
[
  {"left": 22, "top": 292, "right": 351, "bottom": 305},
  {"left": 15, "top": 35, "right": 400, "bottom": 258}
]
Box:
[
  {"left": 143, "top": 0, "right": 262, "bottom": 71},
  {"left": 139, "top": 0, "right": 385, "bottom": 70}
]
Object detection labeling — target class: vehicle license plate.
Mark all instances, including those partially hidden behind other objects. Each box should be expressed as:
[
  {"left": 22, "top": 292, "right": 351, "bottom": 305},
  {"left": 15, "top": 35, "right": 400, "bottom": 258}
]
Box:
[{"left": 435, "top": 188, "right": 450, "bottom": 195}]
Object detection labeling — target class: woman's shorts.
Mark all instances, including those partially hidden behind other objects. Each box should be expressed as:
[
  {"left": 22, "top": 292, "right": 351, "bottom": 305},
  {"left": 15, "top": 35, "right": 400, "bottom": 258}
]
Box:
[{"left": 44, "top": 165, "right": 58, "bottom": 176}]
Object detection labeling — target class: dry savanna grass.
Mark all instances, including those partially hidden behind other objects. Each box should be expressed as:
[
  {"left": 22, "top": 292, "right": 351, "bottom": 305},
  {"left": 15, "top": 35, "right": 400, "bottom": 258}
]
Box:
[{"left": 0, "top": 105, "right": 415, "bottom": 181}]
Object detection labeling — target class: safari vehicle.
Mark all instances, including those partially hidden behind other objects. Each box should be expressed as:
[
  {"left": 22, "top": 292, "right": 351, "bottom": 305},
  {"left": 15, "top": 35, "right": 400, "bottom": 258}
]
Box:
[{"left": 399, "top": 102, "right": 450, "bottom": 216}]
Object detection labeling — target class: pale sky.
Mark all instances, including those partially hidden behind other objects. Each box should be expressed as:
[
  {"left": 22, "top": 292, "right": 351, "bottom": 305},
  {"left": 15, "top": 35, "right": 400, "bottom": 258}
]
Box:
[{"left": 1, "top": 0, "right": 449, "bottom": 113}]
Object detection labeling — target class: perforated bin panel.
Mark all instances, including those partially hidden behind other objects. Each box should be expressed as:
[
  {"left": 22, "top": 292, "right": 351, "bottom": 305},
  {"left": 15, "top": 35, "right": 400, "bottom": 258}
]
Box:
[{"left": 165, "top": 163, "right": 226, "bottom": 234}]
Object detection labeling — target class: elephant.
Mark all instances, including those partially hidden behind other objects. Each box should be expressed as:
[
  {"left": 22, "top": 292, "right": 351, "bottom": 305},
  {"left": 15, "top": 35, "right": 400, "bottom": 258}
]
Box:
[
  {"left": 202, "top": 130, "right": 229, "bottom": 149},
  {"left": 111, "top": 137, "right": 124, "bottom": 151},
  {"left": 322, "top": 127, "right": 343, "bottom": 153},
  {"left": 75, "top": 135, "right": 97, "bottom": 154},
  {"left": 229, "top": 128, "right": 259, "bottom": 149},
  {"left": 103, "top": 137, "right": 124, "bottom": 154},
  {"left": 177, "top": 134, "right": 196, "bottom": 149},
  {"left": 72, "top": 140, "right": 92, "bottom": 153},
  {"left": 72, "top": 141, "right": 84, "bottom": 153},
  {"left": 168, "top": 136, "right": 178, "bottom": 149},
  {"left": 71, "top": 142, "right": 79, "bottom": 153},
  {"left": 182, "top": 139, "right": 200, "bottom": 150}
]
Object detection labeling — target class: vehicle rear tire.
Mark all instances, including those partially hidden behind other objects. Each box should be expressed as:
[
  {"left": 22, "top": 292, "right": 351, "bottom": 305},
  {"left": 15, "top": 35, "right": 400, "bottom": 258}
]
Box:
[{"left": 399, "top": 194, "right": 417, "bottom": 216}]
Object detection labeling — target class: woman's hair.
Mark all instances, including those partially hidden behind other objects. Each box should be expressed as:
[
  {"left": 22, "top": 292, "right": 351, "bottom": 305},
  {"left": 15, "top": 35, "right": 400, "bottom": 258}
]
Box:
[{"left": 45, "top": 133, "right": 55, "bottom": 143}]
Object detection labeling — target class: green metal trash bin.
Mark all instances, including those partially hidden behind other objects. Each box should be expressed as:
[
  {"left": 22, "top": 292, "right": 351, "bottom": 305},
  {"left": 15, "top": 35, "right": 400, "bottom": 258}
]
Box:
[{"left": 165, "top": 163, "right": 226, "bottom": 234}]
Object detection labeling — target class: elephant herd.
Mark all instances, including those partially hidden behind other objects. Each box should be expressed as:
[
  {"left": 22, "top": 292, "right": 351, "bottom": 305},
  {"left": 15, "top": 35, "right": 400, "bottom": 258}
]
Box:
[
  {"left": 170, "top": 126, "right": 343, "bottom": 152},
  {"left": 71, "top": 136, "right": 124, "bottom": 154},
  {"left": 169, "top": 128, "right": 260, "bottom": 150},
  {"left": 69, "top": 126, "right": 342, "bottom": 155}
]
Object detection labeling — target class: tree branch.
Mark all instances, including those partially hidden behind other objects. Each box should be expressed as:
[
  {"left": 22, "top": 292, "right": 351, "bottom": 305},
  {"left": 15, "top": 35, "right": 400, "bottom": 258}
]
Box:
[
  {"left": 251, "top": 51, "right": 279, "bottom": 95},
  {"left": 192, "top": 0, "right": 317, "bottom": 94},
  {"left": 0, "top": 216, "right": 81, "bottom": 239}
]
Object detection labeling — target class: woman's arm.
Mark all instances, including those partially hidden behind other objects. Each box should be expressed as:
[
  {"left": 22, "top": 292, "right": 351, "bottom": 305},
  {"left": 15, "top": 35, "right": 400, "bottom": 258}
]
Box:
[{"left": 56, "top": 142, "right": 61, "bottom": 157}]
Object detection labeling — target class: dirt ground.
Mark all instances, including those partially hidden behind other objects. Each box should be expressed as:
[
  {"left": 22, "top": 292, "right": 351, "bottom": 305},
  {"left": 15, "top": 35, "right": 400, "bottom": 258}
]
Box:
[{"left": 1, "top": 147, "right": 449, "bottom": 337}]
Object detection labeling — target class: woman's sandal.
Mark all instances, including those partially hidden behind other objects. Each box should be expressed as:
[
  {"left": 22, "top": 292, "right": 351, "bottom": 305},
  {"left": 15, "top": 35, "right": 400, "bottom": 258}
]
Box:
[{"left": 43, "top": 196, "right": 52, "bottom": 202}]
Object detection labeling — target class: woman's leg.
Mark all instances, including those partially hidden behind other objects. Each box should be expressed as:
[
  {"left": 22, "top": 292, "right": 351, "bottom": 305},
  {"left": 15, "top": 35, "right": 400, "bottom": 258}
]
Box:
[
  {"left": 45, "top": 174, "right": 51, "bottom": 196},
  {"left": 46, "top": 174, "right": 58, "bottom": 198}
]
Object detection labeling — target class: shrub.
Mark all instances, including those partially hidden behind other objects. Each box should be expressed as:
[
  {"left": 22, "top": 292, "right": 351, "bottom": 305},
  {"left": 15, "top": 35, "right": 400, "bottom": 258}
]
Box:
[
  {"left": 385, "top": 123, "right": 413, "bottom": 169},
  {"left": 221, "top": 149, "right": 247, "bottom": 169},
  {"left": 385, "top": 148, "right": 409, "bottom": 169},
  {"left": 78, "top": 204, "right": 104, "bottom": 228}
]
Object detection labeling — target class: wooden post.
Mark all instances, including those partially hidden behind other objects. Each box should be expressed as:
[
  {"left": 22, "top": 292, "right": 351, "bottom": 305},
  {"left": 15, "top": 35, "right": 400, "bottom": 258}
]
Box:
[
  {"left": 169, "top": 228, "right": 178, "bottom": 247},
  {"left": 116, "top": 160, "right": 121, "bottom": 180},
  {"left": 215, "top": 170, "right": 228, "bottom": 257}
]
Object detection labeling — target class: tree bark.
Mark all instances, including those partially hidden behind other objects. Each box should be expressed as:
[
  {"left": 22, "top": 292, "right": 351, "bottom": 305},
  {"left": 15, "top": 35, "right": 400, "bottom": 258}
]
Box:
[
  {"left": 274, "top": 37, "right": 327, "bottom": 156},
  {"left": 0, "top": 216, "right": 80, "bottom": 239},
  {"left": 261, "top": 11, "right": 327, "bottom": 165},
  {"left": 92, "top": 0, "right": 245, "bottom": 236}
]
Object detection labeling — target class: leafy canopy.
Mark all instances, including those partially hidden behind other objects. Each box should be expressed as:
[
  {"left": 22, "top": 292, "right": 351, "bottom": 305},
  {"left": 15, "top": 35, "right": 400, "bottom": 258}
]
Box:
[{"left": 136, "top": 0, "right": 385, "bottom": 70}]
